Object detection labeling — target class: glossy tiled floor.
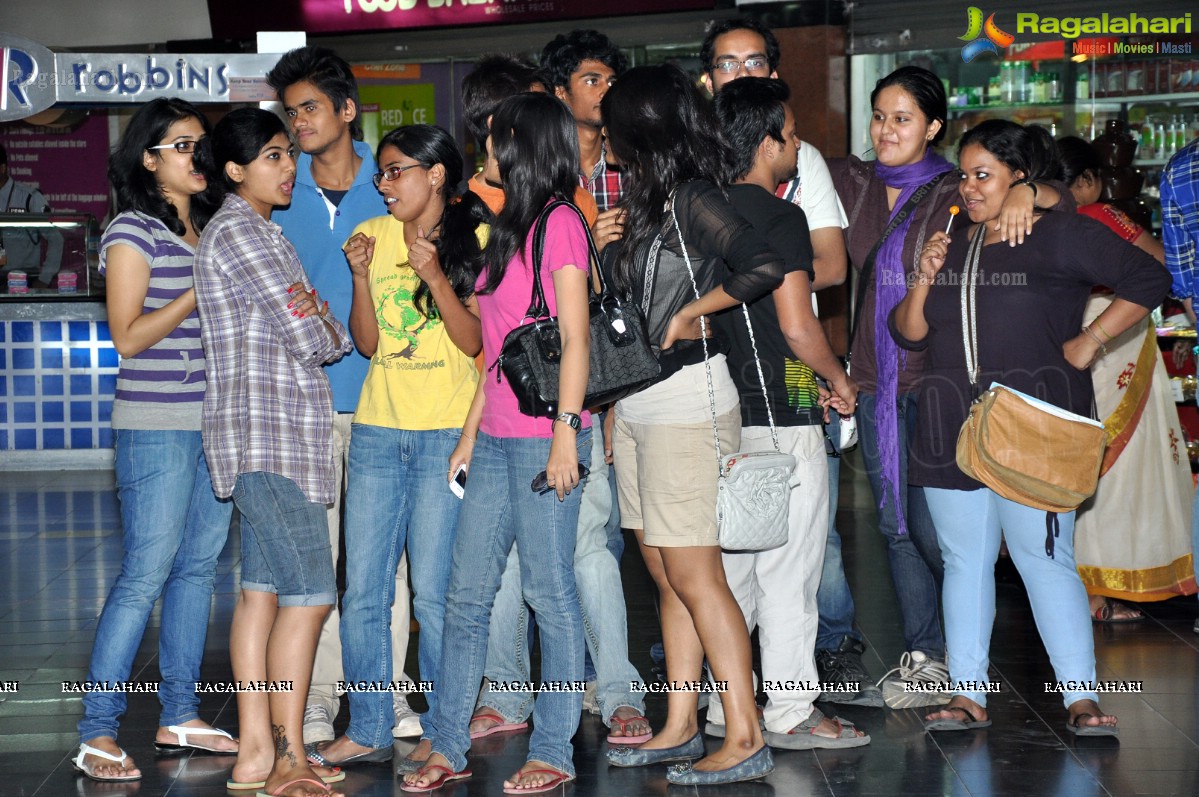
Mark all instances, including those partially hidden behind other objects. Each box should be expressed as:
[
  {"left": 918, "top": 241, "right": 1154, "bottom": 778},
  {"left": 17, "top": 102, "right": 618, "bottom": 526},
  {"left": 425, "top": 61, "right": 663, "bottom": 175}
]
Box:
[{"left": 3, "top": 456, "right": 1199, "bottom": 797}]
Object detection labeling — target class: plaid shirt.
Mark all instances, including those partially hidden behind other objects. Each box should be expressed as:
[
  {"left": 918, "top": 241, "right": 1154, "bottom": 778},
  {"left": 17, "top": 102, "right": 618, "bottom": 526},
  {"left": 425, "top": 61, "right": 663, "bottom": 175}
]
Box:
[
  {"left": 1163, "top": 138, "right": 1199, "bottom": 299},
  {"left": 194, "top": 194, "right": 352, "bottom": 504},
  {"left": 581, "top": 140, "right": 625, "bottom": 212}
]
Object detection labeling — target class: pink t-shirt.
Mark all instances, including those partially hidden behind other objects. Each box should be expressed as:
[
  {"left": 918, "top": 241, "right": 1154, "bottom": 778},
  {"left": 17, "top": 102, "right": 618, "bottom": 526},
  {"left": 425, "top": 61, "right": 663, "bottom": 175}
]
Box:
[{"left": 477, "top": 204, "right": 593, "bottom": 438}]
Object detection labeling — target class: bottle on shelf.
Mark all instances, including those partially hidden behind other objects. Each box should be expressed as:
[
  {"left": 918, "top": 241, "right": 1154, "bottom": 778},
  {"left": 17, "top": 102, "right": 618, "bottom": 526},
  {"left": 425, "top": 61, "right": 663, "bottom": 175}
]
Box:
[
  {"left": 987, "top": 75, "right": 1001, "bottom": 104},
  {"left": 1141, "top": 116, "right": 1156, "bottom": 158},
  {"left": 1000, "top": 62, "right": 1015, "bottom": 104},
  {"left": 1014, "top": 61, "right": 1029, "bottom": 103},
  {"left": 1048, "top": 71, "right": 1062, "bottom": 102},
  {"left": 1155, "top": 119, "right": 1167, "bottom": 159},
  {"left": 1077, "top": 68, "right": 1090, "bottom": 101}
]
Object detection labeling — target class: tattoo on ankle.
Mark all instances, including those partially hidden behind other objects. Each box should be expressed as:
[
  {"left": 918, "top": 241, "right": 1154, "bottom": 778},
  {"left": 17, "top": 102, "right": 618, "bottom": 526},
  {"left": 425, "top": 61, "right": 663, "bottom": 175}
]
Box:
[{"left": 271, "top": 724, "right": 297, "bottom": 767}]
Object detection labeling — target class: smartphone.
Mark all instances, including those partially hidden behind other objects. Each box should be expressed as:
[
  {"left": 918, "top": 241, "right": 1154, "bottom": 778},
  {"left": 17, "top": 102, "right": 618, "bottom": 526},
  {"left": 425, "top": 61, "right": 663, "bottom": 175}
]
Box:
[
  {"left": 530, "top": 463, "right": 591, "bottom": 495},
  {"left": 449, "top": 464, "right": 467, "bottom": 499}
]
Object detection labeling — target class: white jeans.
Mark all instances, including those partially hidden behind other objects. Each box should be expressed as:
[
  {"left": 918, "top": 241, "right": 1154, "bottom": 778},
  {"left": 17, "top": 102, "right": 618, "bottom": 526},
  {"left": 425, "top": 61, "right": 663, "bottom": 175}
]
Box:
[
  {"left": 308, "top": 413, "right": 411, "bottom": 717},
  {"left": 707, "top": 424, "right": 828, "bottom": 732}
]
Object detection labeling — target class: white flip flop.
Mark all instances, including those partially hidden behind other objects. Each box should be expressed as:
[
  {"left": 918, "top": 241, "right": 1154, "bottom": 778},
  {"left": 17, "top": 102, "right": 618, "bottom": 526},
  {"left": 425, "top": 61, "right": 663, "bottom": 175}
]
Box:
[
  {"left": 154, "top": 724, "right": 239, "bottom": 755},
  {"left": 73, "top": 742, "right": 142, "bottom": 782}
]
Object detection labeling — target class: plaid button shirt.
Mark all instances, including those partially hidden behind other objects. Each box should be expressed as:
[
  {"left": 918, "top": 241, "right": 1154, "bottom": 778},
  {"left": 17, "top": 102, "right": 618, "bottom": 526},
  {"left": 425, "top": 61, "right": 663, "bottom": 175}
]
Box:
[
  {"left": 581, "top": 140, "right": 625, "bottom": 212},
  {"left": 194, "top": 194, "right": 352, "bottom": 504},
  {"left": 1163, "top": 138, "right": 1199, "bottom": 300}
]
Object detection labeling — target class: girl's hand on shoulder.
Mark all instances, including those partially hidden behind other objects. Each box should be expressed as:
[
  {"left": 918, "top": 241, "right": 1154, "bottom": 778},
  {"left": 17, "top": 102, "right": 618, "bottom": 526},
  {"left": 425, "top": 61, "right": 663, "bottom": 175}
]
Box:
[
  {"left": 409, "top": 227, "right": 446, "bottom": 287},
  {"left": 343, "top": 233, "right": 375, "bottom": 279},
  {"left": 996, "top": 182, "right": 1036, "bottom": 246}
]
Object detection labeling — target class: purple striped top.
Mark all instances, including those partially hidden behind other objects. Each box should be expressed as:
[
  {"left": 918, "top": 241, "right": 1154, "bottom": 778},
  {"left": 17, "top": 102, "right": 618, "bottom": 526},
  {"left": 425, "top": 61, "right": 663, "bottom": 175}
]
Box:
[{"left": 100, "top": 211, "right": 206, "bottom": 430}]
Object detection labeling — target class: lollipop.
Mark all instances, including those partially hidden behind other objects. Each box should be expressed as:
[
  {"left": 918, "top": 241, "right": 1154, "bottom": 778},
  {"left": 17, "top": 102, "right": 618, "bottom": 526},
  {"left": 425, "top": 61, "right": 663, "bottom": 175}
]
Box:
[{"left": 944, "top": 205, "right": 960, "bottom": 235}]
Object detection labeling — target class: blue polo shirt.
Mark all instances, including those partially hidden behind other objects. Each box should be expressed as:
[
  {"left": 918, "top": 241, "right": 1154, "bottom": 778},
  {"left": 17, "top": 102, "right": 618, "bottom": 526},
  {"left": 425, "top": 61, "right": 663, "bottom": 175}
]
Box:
[{"left": 274, "top": 139, "right": 379, "bottom": 413}]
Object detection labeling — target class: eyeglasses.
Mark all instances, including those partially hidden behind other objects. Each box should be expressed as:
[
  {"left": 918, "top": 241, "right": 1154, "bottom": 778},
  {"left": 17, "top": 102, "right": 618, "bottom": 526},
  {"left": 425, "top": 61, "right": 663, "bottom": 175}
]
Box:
[
  {"left": 712, "top": 58, "right": 770, "bottom": 74},
  {"left": 147, "top": 140, "right": 203, "bottom": 154},
  {"left": 372, "top": 164, "right": 423, "bottom": 188}
]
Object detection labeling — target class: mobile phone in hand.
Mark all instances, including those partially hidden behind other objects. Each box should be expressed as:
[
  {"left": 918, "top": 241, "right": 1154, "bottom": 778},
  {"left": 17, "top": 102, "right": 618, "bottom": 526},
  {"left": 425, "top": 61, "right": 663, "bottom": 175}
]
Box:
[{"left": 449, "top": 464, "right": 467, "bottom": 499}]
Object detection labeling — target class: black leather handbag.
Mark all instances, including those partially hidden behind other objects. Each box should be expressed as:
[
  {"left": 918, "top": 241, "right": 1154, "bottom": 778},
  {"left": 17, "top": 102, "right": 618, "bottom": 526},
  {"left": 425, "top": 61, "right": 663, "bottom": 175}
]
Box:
[{"left": 492, "top": 200, "right": 660, "bottom": 418}]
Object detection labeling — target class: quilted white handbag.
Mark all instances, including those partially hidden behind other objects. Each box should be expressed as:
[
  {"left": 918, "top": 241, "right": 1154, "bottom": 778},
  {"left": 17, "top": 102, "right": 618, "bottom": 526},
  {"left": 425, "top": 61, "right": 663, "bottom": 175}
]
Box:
[{"left": 669, "top": 203, "right": 797, "bottom": 552}]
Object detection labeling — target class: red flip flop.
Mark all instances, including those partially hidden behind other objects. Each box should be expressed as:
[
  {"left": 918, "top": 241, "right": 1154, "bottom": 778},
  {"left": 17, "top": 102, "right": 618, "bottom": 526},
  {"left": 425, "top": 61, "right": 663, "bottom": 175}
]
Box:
[
  {"left": 399, "top": 763, "right": 473, "bottom": 792},
  {"left": 469, "top": 708, "right": 529, "bottom": 740},
  {"left": 606, "top": 714, "right": 653, "bottom": 745},
  {"left": 502, "top": 767, "right": 575, "bottom": 794}
]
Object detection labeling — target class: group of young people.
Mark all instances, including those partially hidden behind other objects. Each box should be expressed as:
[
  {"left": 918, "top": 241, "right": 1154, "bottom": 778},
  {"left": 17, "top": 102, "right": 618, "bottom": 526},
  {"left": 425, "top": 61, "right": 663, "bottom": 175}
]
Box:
[{"left": 71, "top": 15, "right": 1184, "bottom": 797}]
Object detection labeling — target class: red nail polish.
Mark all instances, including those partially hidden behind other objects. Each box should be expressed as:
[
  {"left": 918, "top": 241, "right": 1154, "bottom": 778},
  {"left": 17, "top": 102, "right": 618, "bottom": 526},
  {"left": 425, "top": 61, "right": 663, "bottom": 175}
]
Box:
[
  {"left": 287, "top": 302, "right": 293, "bottom": 309},
  {"left": 286, "top": 286, "right": 295, "bottom": 294},
  {"left": 291, "top": 311, "right": 297, "bottom": 316}
]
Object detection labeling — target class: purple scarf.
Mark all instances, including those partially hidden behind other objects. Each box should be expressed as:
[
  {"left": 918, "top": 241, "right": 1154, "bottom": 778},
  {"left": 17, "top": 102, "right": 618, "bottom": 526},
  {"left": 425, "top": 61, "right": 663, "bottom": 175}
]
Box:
[{"left": 871, "top": 150, "right": 954, "bottom": 535}]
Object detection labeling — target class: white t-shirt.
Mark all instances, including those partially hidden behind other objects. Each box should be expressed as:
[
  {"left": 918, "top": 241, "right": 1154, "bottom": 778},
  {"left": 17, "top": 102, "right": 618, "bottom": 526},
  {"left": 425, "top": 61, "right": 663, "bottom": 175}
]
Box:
[{"left": 779, "top": 140, "right": 848, "bottom": 315}]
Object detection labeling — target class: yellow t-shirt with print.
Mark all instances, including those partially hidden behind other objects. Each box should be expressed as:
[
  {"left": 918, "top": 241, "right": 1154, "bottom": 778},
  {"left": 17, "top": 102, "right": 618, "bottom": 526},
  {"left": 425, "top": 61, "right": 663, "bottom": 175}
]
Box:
[{"left": 351, "top": 215, "right": 482, "bottom": 430}]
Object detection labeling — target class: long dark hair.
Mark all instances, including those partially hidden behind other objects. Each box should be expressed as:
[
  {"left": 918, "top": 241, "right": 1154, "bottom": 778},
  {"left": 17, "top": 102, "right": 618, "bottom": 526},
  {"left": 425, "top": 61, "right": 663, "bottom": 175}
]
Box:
[
  {"left": 1056, "top": 135, "right": 1103, "bottom": 188},
  {"left": 108, "top": 98, "right": 220, "bottom": 235},
  {"left": 958, "top": 119, "right": 1063, "bottom": 185},
  {"left": 376, "top": 125, "right": 491, "bottom": 317},
  {"left": 206, "top": 108, "right": 289, "bottom": 193},
  {"left": 601, "top": 63, "right": 734, "bottom": 292},
  {"left": 478, "top": 92, "right": 579, "bottom": 295},
  {"left": 871, "top": 65, "right": 948, "bottom": 146}
]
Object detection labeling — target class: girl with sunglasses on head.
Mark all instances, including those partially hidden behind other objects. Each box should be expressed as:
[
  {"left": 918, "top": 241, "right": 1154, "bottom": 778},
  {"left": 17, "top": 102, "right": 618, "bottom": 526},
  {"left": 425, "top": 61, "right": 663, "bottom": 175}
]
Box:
[
  {"left": 75, "top": 97, "right": 237, "bottom": 783},
  {"left": 305, "top": 124, "right": 490, "bottom": 774},
  {"left": 195, "top": 107, "right": 352, "bottom": 797}
]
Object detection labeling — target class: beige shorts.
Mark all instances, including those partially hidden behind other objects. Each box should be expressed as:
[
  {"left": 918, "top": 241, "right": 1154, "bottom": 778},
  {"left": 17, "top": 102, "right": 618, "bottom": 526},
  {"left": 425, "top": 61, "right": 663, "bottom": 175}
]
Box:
[{"left": 612, "top": 408, "right": 740, "bottom": 548}]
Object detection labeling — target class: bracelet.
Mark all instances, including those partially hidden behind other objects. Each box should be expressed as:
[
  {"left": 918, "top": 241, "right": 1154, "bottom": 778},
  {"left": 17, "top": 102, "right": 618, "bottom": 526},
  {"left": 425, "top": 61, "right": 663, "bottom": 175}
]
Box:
[
  {"left": 1014, "top": 178, "right": 1038, "bottom": 202},
  {"left": 460, "top": 432, "right": 476, "bottom": 443},
  {"left": 1091, "top": 317, "right": 1114, "bottom": 341},
  {"left": 1082, "top": 325, "right": 1108, "bottom": 356}
]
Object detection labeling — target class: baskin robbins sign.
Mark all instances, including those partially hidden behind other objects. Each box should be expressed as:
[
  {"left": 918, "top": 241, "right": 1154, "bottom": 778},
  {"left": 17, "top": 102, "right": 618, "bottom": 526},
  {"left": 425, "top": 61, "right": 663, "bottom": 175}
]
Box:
[{"left": 1, "top": 32, "right": 281, "bottom": 123}]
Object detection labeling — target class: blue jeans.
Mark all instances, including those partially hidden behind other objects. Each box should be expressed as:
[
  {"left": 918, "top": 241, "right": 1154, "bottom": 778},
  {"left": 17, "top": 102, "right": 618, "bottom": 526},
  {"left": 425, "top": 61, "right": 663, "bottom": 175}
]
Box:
[
  {"left": 600, "top": 410, "right": 624, "bottom": 562},
  {"left": 856, "top": 391, "right": 945, "bottom": 659},
  {"left": 79, "top": 429, "right": 232, "bottom": 743},
  {"left": 480, "top": 419, "right": 645, "bottom": 725},
  {"left": 426, "top": 430, "right": 589, "bottom": 778},
  {"left": 816, "top": 412, "right": 861, "bottom": 652},
  {"left": 233, "top": 472, "right": 336, "bottom": 607},
  {"left": 925, "top": 487, "right": 1097, "bottom": 709},
  {"left": 340, "top": 425, "right": 461, "bottom": 748}
]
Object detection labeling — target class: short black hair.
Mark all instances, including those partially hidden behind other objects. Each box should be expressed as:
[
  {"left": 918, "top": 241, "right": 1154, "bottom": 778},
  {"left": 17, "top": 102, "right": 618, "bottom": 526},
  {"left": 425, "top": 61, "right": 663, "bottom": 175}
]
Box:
[
  {"left": 715, "top": 77, "right": 790, "bottom": 181},
  {"left": 958, "top": 120, "right": 1063, "bottom": 185},
  {"left": 461, "top": 54, "right": 545, "bottom": 150},
  {"left": 700, "top": 17, "right": 781, "bottom": 73},
  {"left": 266, "top": 46, "right": 363, "bottom": 141},
  {"left": 540, "top": 29, "right": 627, "bottom": 90}
]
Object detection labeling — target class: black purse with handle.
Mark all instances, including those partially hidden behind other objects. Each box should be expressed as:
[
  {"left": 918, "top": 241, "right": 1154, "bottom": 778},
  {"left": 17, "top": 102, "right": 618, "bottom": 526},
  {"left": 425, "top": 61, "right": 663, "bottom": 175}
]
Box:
[{"left": 491, "top": 200, "right": 660, "bottom": 418}]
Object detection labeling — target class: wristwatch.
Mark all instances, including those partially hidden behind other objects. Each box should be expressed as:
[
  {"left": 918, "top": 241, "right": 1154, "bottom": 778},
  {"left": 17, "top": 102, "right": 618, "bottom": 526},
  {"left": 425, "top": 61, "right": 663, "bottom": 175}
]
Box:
[{"left": 554, "top": 412, "right": 581, "bottom": 431}]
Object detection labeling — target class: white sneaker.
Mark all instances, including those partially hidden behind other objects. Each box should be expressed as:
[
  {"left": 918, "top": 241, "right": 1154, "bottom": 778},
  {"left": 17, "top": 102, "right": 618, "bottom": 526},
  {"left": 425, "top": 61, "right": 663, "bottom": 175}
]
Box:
[
  {"left": 393, "top": 689, "right": 424, "bottom": 738},
  {"left": 303, "top": 702, "right": 335, "bottom": 744},
  {"left": 876, "top": 651, "right": 952, "bottom": 709}
]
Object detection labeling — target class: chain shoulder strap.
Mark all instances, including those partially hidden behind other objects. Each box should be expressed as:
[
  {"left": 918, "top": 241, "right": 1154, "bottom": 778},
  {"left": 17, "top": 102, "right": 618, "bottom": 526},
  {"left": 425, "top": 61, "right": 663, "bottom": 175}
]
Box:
[
  {"left": 960, "top": 224, "right": 986, "bottom": 387},
  {"left": 667, "top": 197, "right": 781, "bottom": 478}
]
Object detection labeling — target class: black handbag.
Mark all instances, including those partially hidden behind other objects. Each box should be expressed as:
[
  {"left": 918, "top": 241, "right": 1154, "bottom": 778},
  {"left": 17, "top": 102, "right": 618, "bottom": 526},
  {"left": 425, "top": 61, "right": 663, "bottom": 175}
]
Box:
[{"left": 491, "top": 200, "right": 661, "bottom": 418}]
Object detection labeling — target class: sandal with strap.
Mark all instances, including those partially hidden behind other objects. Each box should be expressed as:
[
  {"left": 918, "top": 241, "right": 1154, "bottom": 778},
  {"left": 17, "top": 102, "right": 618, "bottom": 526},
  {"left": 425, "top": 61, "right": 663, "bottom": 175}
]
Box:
[
  {"left": 468, "top": 708, "right": 528, "bottom": 740},
  {"left": 72, "top": 743, "right": 142, "bottom": 782},
  {"left": 502, "top": 766, "right": 575, "bottom": 794},
  {"left": 763, "top": 707, "right": 871, "bottom": 749},
  {"left": 254, "top": 777, "right": 331, "bottom": 797},
  {"left": 606, "top": 713, "right": 653, "bottom": 745},
  {"left": 923, "top": 704, "right": 992, "bottom": 732},
  {"left": 400, "top": 763, "right": 472, "bottom": 792},
  {"left": 1092, "top": 599, "right": 1145, "bottom": 624},
  {"left": 155, "top": 724, "right": 238, "bottom": 755}
]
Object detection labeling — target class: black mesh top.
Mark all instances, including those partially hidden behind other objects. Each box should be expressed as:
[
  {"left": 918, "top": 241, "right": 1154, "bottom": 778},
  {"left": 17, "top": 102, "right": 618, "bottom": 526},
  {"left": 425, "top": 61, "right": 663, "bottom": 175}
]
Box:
[{"left": 611, "top": 180, "right": 786, "bottom": 379}]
